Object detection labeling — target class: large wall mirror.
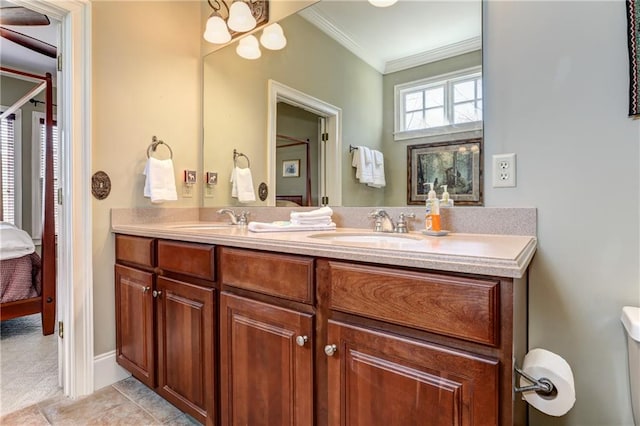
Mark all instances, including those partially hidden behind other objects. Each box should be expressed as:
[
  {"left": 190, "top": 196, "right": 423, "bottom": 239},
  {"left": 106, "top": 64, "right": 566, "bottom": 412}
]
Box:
[{"left": 202, "top": 0, "right": 482, "bottom": 208}]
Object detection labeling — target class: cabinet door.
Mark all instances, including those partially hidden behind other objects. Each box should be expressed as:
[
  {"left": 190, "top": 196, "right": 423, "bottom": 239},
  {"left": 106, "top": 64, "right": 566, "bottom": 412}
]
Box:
[
  {"left": 156, "top": 276, "right": 216, "bottom": 426},
  {"left": 220, "top": 292, "right": 314, "bottom": 426},
  {"left": 115, "top": 264, "right": 155, "bottom": 388},
  {"left": 326, "top": 321, "right": 499, "bottom": 426}
]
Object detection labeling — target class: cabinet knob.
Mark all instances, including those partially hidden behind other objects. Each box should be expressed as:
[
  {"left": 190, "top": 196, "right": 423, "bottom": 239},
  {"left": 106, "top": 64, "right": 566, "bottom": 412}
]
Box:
[
  {"left": 143, "top": 286, "right": 150, "bottom": 293},
  {"left": 152, "top": 290, "right": 162, "bottom": 298},
  {"left": 295, "top": 335, "right": 308, "bottom": 347},
  {"left": 324, "top": 344, "right": 338, "bottom": 357}
]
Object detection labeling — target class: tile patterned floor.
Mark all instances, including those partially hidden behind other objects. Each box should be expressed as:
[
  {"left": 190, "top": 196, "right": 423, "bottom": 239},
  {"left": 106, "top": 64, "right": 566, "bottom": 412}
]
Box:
[{"left": 0, "top": 377, "right": 201, "bottom": 425}]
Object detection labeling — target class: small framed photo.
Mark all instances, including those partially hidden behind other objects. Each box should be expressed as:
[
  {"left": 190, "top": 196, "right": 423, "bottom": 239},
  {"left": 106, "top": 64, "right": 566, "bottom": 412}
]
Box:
[
  {"left": 282, "top": 159, "right": 300, "bottom": 177},
  {"left": 407, "top": 138, "right": 483, "bottom": 205}
]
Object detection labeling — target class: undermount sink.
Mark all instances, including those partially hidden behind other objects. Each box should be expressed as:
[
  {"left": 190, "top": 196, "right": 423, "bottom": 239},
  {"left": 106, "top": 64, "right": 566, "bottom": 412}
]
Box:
[
  {"left": 307, "top": 232, "right": 423, "bottom": 245},
  {"left": 168, "top": 223, "right": 233, "bottom": 230}
]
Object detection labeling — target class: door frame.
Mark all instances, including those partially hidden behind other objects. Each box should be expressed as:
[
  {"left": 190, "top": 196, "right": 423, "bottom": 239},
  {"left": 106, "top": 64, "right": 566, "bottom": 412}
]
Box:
[
  {"left": 267, "top": 80, "right": 342, "bottom": 207},
  {"left": 11, "top": 0, "right": 94, "bottom": 398}
]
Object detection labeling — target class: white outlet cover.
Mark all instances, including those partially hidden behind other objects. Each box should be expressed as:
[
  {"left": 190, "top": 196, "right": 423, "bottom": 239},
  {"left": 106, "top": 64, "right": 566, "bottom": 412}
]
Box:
[{"left": 492, "top": 153, "right": 516, "bottom": 188}]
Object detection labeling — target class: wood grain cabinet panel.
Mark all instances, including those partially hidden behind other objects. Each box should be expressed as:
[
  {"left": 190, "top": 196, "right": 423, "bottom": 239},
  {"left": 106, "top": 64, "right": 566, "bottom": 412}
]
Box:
[
  {"left": 114, "top": 264, "right": 155, "bottom": 388},
  {"left": 326, "top": 321, "right": 499, "bottom": 426},
  {"left": 156, "top": 276, "right": 216, "bottom": 426},
  {"left": 115, "top": 235, "right": 155, "bottom": 268},
  {"left": 157, "top": 240, "right": 215, "bottom": 282},
  {"left": 326, "top": 261, "right": 500, "bottom": 346},
  {"left": 220, "top": 247, "right": 314, "bottom": 303},
  {"left": 220, "top": 292, "right": 314, "bottom": 426}
]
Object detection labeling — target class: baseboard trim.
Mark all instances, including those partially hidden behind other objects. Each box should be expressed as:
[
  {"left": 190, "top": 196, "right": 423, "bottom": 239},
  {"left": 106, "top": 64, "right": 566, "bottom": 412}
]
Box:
[{"left": 93, "top": 350, "right": 131, "bottom": 391}]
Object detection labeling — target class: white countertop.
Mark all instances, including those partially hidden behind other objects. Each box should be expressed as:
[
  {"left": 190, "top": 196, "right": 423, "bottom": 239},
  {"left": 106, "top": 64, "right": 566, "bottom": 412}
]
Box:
[{"left": 112, "top": 221, "right": 537, "bottom": 279}]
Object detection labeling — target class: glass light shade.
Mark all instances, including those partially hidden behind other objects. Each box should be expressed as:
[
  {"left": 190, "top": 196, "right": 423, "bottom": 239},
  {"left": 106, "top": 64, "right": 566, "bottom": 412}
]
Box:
[
  {"left": 236, "top": 35, "right": 261, "bottom": 59},
  {"left": 203, "top": 14, "right": 231, "bottom": 44},
  {"left": 260, "top": 23, "right": 287, "bottom": 50},
  {"left": 368, "top": 0, "right": 398, "bottom": 6},
  {"left": 227, "top": 1, "right": 257, "bottom": 32}
]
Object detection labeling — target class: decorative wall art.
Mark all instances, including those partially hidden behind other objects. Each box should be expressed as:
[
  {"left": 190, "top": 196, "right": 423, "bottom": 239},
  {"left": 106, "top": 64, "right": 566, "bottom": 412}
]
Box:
[
  {"left": 282, "top": 159, "right": 300, "bottom": 177},
  {"left": 628, "top": 0, "right": 640, "bottom": 117},
  {"left": 407, "top": 138, "right": 483, "bottom": 205}
]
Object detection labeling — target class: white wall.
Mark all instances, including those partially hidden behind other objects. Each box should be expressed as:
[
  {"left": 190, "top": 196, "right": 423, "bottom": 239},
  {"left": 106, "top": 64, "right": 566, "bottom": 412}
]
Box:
[
  {"left": 485, "top": 1, "right": 640, "bottom": 424},
  {"left": 92, "top": 1, "right": 202, "bottom": 355}
]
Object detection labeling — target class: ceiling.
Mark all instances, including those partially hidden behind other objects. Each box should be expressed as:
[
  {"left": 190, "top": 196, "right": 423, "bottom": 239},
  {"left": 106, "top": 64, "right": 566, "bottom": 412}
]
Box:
[
  {"left": 0, "top": 0, "right": 59, "bottom": 75},
  {"left": 299, "top": 0, "right": 482, "bottom": 74}
]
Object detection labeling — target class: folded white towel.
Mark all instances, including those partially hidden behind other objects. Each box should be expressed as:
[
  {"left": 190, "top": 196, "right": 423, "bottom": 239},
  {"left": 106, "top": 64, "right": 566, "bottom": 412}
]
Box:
[
  {"left": 230, "top": 166, "right": 256, "bottom": 203},
  {"left": 0, "top": 222, "right": 35, "bottom": 260},
  {"left": 290, "top": 216, "right": 333, "bottom": 226},
  {"left": 290, "top": 206, "right": 333, "bottom": 220},
  {"left": 367, "top": 149, "right": 386, "bottom": 188},
  {"left": 143, "top": 158, "right": 178, "bottom": 203},
  {"left": 351, "top": 146, "right": 373, "bottom": 184},
  {"left": 248, "top": 221, "right": 336, "bottom": 233}
]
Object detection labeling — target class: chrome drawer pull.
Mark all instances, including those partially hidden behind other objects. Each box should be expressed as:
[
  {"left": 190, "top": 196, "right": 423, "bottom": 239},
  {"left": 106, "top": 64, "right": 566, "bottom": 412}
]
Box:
[{"left": 296, "top": 335, "right": 308, "bottom": 347}]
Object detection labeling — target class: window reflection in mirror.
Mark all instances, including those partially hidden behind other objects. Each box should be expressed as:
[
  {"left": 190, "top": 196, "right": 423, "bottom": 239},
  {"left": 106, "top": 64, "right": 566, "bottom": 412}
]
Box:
[{"left": 202, "top": 0, "right": 482, "bottom": 208}]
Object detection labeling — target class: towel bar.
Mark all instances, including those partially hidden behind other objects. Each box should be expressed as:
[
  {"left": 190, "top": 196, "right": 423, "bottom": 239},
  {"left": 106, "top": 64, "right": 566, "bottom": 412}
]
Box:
[
  {"left": 349, "top": 144, "right": 358, "bottom": 153},
  {"left": 233, "top": 149, "right": 250, "bottom": 168},
  {"left": 147, "top": 136, "right": 173, "bottom": 159}
]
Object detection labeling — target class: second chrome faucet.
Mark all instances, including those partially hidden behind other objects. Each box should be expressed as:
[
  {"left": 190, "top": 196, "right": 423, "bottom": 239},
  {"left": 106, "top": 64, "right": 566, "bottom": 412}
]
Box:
[
  {"left": 368, "top": 209, "right": 415, "bottom": 233},
  {"left": 217, "top": 209, "right": 250, "bottom": 226}
]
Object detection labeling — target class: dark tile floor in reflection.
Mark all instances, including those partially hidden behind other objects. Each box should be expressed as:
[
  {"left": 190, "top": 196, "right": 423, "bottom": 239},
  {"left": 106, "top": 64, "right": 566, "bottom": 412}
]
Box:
[{"left": 0, "top": 376, "right": 201, "bottom": 425}]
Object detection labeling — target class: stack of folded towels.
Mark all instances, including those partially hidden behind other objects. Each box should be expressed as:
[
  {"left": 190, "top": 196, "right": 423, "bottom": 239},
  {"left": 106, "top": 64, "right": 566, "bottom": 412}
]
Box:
[{"left": 247, "top": 206, "right": 336, "bottom": 233}]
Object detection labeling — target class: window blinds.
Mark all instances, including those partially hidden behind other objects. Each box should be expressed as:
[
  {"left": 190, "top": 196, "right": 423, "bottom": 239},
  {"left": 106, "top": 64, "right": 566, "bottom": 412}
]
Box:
[{"left": 1, "top": 114, "right": 16, "bottom": 224}]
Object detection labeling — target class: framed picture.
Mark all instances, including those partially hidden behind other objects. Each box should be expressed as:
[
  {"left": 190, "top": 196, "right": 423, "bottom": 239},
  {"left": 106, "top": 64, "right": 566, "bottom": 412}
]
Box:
[
  {"left": 407, "top": 138, "right": 483, "bottom": 205},
  {"left": 282, "top": 159, "right": 300, "bottom": 177}
]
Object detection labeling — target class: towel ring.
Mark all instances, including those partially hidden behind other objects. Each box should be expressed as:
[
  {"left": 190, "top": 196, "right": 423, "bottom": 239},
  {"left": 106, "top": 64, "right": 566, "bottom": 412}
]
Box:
[
  {"left": 233, "top": 149, "right": 250, "bottom": 168},
  {"left": 147, "top": 136, "right": 173, "bottom": 159}
]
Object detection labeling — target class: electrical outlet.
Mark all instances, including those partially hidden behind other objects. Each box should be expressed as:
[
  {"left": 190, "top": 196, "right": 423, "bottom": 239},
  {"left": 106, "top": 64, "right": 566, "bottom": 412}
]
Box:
[
  {"left": 204, "top": 185, "right": 214, "bottom": 198},
  {"left": 492, "top": 153, "right": 516, "bottom": 188},
  {"left": 182, "top": 184, "right": 193, "bottom": 198}
]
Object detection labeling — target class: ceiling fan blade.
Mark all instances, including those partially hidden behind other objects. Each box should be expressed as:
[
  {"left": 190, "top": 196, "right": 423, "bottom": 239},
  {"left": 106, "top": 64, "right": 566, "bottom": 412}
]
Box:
[
  {"left": 0, "top": 27, "right": 56, "bottom": 58},
  {"left": 0, "top": 6, "right": 50, "bottom": 26}
]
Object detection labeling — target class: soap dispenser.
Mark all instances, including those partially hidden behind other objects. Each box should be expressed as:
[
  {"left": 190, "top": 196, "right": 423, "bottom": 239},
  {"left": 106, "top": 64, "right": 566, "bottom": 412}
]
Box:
[
  {"left": 424, "top": 182, "right": 441, "bottom": 232},
  {"left": 440, "top": 185, "right": 454, "bottom": 208}
]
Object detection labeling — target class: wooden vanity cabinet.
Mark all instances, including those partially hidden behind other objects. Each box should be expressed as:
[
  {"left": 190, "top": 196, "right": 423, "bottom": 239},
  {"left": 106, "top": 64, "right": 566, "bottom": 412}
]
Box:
[
  {"left": 115, "top": 236, "right": 217, "bottom": 426},
  {"left": 115, "top": 235, "right": 156, "bottom": 388},
  {"left": 219, "top": 248, "right": 315, "bottom": 426},
  {"left": 317, "top": 260, "right": 526, "bottom": 426}
]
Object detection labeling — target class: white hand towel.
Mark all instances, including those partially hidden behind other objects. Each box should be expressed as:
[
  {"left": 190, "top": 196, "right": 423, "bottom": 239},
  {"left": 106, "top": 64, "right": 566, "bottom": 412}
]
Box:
[
  {"left": 231, "top": 166, "right": 256, "bottom": 203},
  {"left": 351, "top": 146, "right": 373, "bottom": 184},
  {"left": 290, "top": 206, "right": 333, "bottom": 220},
  {"left": 143, "top": 158, "right": 178, "bottom": 203},
  {"left": 290, "top": 216, "right": 333, "bottom": 226},
  {"left": 248, "top": 221, "right": 336, "bottom": 233},
  {"left": 0, "top": 222, "right": 35, "bottom": 260},
  {"left": 367, "top": 149, "right": 386, "bottom": 188}
]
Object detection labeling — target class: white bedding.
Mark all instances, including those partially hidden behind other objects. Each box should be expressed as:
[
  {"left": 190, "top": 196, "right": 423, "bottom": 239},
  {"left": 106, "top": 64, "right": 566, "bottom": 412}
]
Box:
[{"left": 0, "top": 222, "right": 35, "bottom": 261}]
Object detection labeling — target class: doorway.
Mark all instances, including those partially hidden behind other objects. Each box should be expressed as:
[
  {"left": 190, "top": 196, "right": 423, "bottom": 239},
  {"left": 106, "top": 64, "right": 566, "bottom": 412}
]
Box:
[{"left": 267, "top": 80, "right": 342, "bottom": 207}]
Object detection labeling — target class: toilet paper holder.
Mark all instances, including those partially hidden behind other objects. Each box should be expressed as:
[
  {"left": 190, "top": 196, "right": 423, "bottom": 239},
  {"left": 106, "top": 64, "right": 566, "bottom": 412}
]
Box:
[{"left": 514, "top": 365, "right": 557, "bottom": 396}]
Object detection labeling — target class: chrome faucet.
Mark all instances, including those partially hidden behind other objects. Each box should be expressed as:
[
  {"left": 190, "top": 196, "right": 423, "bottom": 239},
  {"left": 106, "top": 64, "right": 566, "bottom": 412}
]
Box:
[
  {"left": 217, "top": 209, "right": 250, "bottom": 225},
  {"left": 368, "top": 209, "right": 416, "bottom": 233}
]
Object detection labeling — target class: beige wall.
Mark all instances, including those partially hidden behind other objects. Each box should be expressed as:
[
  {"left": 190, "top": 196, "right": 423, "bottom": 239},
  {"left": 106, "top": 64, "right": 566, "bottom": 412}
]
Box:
[
  {"left": 381, "top": 51, "right": 482, "bottom": 206},
  {"left": 91, "top": 0, "right": 202, "bottom": 354},
  {"left": 485, "top": 1, "right": 639, "bottom": 424},
  {"left": 202, "top": 13, "right": 384, "bottom": 208}
]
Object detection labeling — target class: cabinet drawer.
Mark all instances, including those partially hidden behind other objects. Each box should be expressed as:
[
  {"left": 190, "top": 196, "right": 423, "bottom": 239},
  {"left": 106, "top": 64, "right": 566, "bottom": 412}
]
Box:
[
  {"left": 326, "top": 262, "right": 500, "bottom": 346},
  {"left": 157, "top": 240, "right": 215, "bottom": 281},
  {"left": 115, "top": 235, "right": 155, "bottom": 268},
  {"left": 220, "top": 248, "right": 314, "bottom": 303}
]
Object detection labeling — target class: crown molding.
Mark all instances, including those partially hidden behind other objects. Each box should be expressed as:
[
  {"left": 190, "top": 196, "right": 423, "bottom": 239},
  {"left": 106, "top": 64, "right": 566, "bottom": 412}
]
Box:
[
  {"left": 299, "top": 7, "right": 386, "bottom": 73},
  {"left": 385, "top": 36, "right": 481, "bottom": 74}
]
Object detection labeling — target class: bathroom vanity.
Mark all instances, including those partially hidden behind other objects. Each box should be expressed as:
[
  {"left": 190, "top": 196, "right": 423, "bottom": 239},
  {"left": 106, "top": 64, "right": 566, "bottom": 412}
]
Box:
[{"left": 112, "top": 216, "right": 536, "bottom": 426}]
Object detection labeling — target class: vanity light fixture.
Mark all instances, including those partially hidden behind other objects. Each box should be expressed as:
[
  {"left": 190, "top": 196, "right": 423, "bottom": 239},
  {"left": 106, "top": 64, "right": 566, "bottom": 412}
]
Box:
[
  {"left": 203, "top": 0, "right": 269, "bottom": 44},
  {"left": 259, "top": 23, "right": 286, "bottom": 50},
  {"left": 236, "top": 35, "right": 262, "bottom": 59},
  {"left": 368, "top": 0, "right": 398, "bottom": 7}
]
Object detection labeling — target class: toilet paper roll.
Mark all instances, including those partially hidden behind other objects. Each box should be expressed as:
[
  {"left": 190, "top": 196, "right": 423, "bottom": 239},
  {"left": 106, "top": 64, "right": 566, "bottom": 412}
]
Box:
[{"left": 520, "top": 348, "right": 576, "bottom": 416}]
